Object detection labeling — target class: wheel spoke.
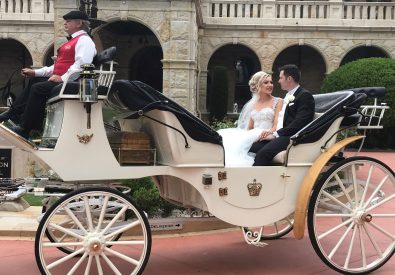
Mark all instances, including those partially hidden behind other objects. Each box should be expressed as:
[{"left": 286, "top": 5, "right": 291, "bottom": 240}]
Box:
[
  {"left": 84, "top": 255, "right": 93, "bottom": 275},
  {"left": 95, "top": 195, "right": 110, "bottom": 233},
  {"left": 104, "top": 246, "right": 140, "bottom": 266},
  {"left": 105, "top": 220, "right": 141, "bottom": 240},
  {"left": 318, "top": 217, "right": 352, "bottom": 240},
  {"left": 367, "top": 221, "right": 395, "bottom": 240},
  {"left": 344, "top": 224, "right": 358, "bottom": 269},
  {"left": 101, "top": 253, "right": 122, "bottom": 275},
  {"left": 366, "top": 193, "right": 395, "bottom": 212},
  {"left": 48, "top": 222, "right": 84, "bottom": 240},
  {"left": 64, "top": 207, "right": 88, "bottom": 235},
  {"left": 102, "top": 205, "right": 129, "bottom": 235},
  {"left": 67, "top": 252, "right": 88, "bottom": 275},
  {"left": 362, "top": 224, "right": 383, "bottom": 258},
  {"left": 334, "top": 173, "right": 353, "bottom": 206},
  {"left": 351, "top": 164, "right": 359, "bottom": 208},
  {"left": 322, "top": 190, "right": 353, "bottom": 212},
  {"left": 359, "top": 164, "right": 374, "bottom": 208},
  {"left": 363, "top": 175, "right": 389, "bottom": 209},
  {"left": 106, "top": 240, "right": 145, "bottom": 246},
  {"left": 328, "top": 222, "right": 354, "bottom": 259},
  {"left": 84, "top": 195, "right": 94, "bottom": 231},
  {"left": 315, "top": 213, "right": 352, "bottom": 217},
  {"left": 47, "top": 247, "right": 85, "bottom": 270},
  {"left": 358, "top": 225, "right": 367, "bottom": 268},
  {"left": 43, "top": 241, "right": 83, "bottom": 247},
  {"left": 95, "top": 255, "right": 104, "bottom": 275}
]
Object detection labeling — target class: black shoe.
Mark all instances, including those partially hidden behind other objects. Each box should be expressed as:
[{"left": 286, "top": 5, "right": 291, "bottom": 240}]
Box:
[
  {"left": 0, "top": 109, "right": 20, "bottom": 123},
  {"left": 9, "top": 125, "right": 29, "bottom": 139}
]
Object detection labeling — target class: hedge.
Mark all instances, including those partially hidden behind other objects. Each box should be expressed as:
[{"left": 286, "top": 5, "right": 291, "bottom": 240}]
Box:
[{"left": 320, "top": 58, "right": 395, "bottom": 149}]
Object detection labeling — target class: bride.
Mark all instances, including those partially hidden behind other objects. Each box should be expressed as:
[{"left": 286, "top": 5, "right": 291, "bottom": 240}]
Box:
[{"left": 218, "top": 71, "right": 283, "bottom": 166}]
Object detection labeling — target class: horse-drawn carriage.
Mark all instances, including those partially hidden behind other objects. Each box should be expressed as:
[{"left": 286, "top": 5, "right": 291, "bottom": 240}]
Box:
[{"left": 0, "top": 47, "right": 394, "bottom": 274}]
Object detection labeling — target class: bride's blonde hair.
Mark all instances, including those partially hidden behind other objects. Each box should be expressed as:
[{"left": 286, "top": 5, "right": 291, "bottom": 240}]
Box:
[{"left": 248, "top": 71, "right": 270, "bottom": 93}]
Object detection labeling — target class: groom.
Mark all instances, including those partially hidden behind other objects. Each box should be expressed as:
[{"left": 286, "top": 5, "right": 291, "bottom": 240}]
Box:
[{"left": 249, "top": 64, "right": 315, "bottom": 166}]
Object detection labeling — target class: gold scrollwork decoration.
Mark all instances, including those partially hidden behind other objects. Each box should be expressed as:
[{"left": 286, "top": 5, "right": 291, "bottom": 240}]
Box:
[
  {"left": 247, "top": 179, "right": 262, "bottom": 196},
  {"left": 77, "top": 134, "right": 93, "bottom": 144}
]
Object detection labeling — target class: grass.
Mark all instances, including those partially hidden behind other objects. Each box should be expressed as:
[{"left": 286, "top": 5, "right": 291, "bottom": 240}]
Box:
[{"left": 23, "top": 194, "right": 43, "bottom": 206}]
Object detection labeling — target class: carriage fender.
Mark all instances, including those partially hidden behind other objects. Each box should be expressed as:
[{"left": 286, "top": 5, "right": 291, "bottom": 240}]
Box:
[{"left": 293, "top": 135, "right": 364, "bottom": 240}]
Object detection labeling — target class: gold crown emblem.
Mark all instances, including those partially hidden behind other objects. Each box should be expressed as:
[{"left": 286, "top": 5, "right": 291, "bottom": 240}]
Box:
[
  {"left": 247, "top": 179, "right": 262, "bottom": 196},
  {"left": 77, "top": 134, "right": 93, "bottom": 144}
]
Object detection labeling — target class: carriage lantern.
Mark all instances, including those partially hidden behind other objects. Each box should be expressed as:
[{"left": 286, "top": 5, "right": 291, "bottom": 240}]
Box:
[{"left": 79, "top": 63, "right": 98, "bottom": 129}]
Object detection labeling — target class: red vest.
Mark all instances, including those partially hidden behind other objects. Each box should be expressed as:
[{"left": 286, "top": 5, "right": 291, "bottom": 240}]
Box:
[{"left": 53, "top": 34, "right": 85, "bottom": 76}]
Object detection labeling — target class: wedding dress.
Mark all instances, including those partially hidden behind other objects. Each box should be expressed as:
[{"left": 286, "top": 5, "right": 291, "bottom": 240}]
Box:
[{"left": 218, "top": 98, "right": 279, "bottom": 167}]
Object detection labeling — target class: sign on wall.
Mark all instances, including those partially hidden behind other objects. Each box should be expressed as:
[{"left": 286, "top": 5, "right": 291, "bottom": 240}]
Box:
[{"left": 0, "top": 148, "right": 12, "bottom": 178}]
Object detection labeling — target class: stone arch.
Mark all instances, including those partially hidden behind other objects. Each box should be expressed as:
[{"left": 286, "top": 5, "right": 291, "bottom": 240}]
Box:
[
  {"left": 340, "top": 45, "right": 390, "bottom": 66},
  {"left": 0, "top": 38, "right": 33, "bottom": 105},
  {"left": 129, "top": 46, "right": 163, "bottom": 91},
  {"left": 95, "top": 20, "right": 163, "bottom": 89},
  {"left": 206, "top": 43, "right": 261, "bottom": 113},
  {"left": 272, "top": 44, "right": 327, "bottom": 95},
  {"left": 43, "top": 43, "right": 55, "bottom": 66}
]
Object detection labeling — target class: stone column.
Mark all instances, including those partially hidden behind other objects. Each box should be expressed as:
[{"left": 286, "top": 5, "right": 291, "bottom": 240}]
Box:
[
  {"left": 328, "top": 0, "right": 343, "bottom": 19},
  {"left": 162, "top": 0, "right": 198, "bottom": 113}
]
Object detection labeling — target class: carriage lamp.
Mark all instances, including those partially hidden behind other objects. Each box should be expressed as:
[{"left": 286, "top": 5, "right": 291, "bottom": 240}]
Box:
[{"left": 79, "top": 64, "right": 98, "bottom": 129}]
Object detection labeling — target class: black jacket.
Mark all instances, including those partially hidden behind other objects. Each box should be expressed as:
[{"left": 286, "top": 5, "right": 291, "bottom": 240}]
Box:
[{"left": 277, "top": 86, "right": 315, "bottom": 137}]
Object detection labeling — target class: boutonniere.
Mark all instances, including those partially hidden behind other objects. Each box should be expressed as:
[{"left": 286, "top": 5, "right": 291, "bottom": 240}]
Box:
[{"left": 285, "top": 94, "right": 295, "bottom": 103}]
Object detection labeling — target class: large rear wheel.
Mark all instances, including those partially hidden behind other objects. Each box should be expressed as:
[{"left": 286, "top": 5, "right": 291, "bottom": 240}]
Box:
[{"left": 308, "top": 156, "right": 395, "bottom": 274}]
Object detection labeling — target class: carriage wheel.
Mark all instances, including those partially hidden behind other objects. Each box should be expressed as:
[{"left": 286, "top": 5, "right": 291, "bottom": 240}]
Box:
[
  {"left": 308, "top": 156, "right": 395, "bottom": 274},
  {"left": 35, "top": 187, "right": 151, "bottom": 275},
  {"left": 243, "top": 214, "right": 294, "bottom": 240},
  {"left": 42, "top": 194, "right": 127, "bottom": 255}
]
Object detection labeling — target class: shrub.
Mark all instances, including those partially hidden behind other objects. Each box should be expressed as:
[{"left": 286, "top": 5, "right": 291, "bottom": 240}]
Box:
[
  {"left": 210, "top": 117, "right": 236, "bottom": 130},
  {"left": 320, "top": 58, "right": 395, "bottom": 149},
  {"left": 122, "top": 177, "right": 179, "bottom": 217},
  {"left": 209, "top": 66, "right": 229, "bottom": 121}
]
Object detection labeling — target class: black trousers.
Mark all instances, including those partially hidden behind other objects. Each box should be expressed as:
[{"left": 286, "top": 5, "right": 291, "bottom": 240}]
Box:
[
  {"left": 10, "top": 77, "right": 48, "bottom": 117},
  {"left": 20, "top": 79, "right": 59, "bottom": 131},
  {"left": 249, "top": 136, "right": 290, "bottom": 166}
]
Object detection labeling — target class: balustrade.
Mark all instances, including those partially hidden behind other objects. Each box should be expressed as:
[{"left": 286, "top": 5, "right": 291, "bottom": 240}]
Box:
[
  {"left": 202, "top": 0, "right": 395, "bottom": 22},
  {"left": 0, "top": 0, "right": 53, "bottom": 20}
]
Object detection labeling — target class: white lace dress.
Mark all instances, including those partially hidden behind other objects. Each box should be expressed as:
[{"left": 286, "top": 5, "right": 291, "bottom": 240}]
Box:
[{"left": 218, "top": 99, "right": 278, "bottom": 166}]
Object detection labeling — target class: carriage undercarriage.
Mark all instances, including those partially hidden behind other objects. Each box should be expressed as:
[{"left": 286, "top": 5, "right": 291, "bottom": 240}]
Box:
[{"left": 0, "top": 55, "right": 394, "bottom": 274}]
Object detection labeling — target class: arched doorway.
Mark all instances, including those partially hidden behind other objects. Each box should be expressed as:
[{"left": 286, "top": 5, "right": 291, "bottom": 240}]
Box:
[
  {"left": 43, "top": 44, "right": 55, "bottom": 67},
  {"left": 272, "top": 45, "right": 326, "bottom": 95},
  {"left": 340, "top": 46, "right": 389, "bottom": 66},
  {"left": 96, "top": 20, "right": 163, "bottom": 91},
  {"left": 0, "top": 39, "right": 32, "bottom": 106},
  {"left": 207, "top": 44, "right": 260, "bottom": 113}
]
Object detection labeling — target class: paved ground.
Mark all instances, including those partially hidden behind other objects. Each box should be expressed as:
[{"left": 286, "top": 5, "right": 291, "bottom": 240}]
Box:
[{"left": 0, "top": 151, "right": 394, "bottom": 274}]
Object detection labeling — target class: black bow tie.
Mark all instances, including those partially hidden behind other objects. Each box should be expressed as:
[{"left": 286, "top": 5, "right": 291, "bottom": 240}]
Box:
[{"left": 66, "top": 35, "right": 72, "bottom": 41}]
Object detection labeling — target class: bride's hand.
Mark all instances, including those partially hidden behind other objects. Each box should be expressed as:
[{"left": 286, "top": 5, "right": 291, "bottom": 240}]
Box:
[{"left": 259, "top": 130, "right": 273, "bottom": 141}]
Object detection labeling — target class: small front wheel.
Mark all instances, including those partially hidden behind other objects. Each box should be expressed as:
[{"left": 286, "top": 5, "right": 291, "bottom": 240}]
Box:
[
  {"left": 35, "top": 187, "right": 151, "bottom": 275},
  {"left": 308, "top": 156, "right": 395, "bottom": 274}
]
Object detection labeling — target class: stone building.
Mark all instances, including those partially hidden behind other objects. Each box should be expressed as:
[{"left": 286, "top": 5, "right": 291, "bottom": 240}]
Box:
[{"left": 0, "top": 0, "right": 394, "bottom": 118}]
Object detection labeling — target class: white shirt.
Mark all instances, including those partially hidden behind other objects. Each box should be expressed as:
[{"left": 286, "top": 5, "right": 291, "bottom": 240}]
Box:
[
  {"left": 34, "top": 30, "right": 97, "bottom": 82},
  {"left": 275, "top": 85, "right": 300, "bottom": 136}
]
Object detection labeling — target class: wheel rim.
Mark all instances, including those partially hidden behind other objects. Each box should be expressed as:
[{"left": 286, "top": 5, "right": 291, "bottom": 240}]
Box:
[
  {"left": 35, "top": 188, "right": 151, "bottom": 275},
  {"left": 244, "top": 214, "right": 294, "bottom": 240},
  {"left": 310, "top": 157, "right": 395, "bottom": 274}
]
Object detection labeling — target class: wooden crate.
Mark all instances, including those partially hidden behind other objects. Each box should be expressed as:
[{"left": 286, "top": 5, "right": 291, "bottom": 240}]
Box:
[{"left": 108, "top": 131, "right": 155, "bottom": 165}]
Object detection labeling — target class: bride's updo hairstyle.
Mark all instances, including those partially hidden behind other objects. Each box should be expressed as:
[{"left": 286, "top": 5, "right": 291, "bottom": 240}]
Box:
[{"left": 248, "top": 71, "right": 270, "bottom": 94}]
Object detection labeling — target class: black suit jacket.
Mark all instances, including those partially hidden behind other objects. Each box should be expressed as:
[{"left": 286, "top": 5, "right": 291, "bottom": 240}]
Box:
[{"left": 277, "top": 87, "right": 315, "bottom": 137}]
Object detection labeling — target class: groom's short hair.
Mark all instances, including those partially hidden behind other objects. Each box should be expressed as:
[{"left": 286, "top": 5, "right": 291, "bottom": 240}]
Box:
[{"left": 279, "top": 64, "right": 301, "bottom": 83}]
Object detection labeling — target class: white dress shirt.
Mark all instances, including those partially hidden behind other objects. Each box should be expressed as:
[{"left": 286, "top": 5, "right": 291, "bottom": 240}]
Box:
[
  {"left": 275, "top": 85, "right": 300, "bottom": 136},
  {"left": 34, "top": 30, "right": 97, "bottom": 82}
]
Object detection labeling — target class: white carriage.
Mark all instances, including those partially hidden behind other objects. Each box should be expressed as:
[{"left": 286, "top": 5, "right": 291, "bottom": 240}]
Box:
[{"left": 0, "top": 47, "right": 394, "bottom": 275}]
